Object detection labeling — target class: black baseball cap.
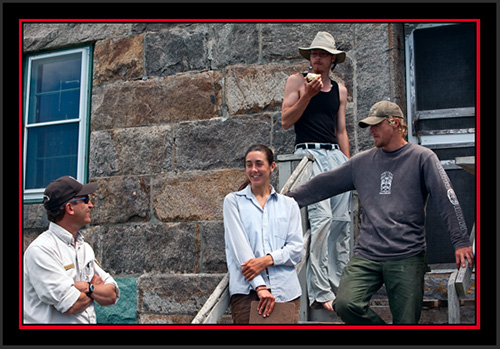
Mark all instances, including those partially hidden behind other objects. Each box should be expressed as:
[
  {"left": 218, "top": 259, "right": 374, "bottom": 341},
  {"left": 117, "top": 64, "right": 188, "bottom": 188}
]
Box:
[{"left": 43, "top": 176, "right": 97, "bottom": 210}]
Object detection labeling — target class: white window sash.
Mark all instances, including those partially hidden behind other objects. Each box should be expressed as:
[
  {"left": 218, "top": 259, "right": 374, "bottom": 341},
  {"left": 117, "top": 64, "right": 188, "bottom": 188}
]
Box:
[
  {"left": 23, "top": 47, "right": 91, "bottom": 202},
  {"left": 405, "top": 23, "right": 476, "bottom": 147}
]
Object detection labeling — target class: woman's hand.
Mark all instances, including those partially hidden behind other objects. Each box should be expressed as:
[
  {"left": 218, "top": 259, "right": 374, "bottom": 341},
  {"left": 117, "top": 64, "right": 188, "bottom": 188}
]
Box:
[
  {"left": 256, "top": 286, "right": 275, "bottom": 318},
  {"left": 241, "top": 255, "right": 274, "bottom": 281}
]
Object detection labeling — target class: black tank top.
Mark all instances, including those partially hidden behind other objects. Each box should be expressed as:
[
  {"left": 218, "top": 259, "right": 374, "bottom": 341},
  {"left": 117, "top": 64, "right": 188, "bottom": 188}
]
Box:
[{"left": 294, "top": 79, "right": 340, "bottom": 145}]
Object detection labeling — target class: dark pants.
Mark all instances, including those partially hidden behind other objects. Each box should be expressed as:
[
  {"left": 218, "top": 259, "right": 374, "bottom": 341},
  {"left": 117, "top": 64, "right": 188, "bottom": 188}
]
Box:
[
  {"left": 230, "top": 291, "right": 301, "bottom": 324},
  {"left": 333, "top": 253, "right": 427, "bottom": 324}
]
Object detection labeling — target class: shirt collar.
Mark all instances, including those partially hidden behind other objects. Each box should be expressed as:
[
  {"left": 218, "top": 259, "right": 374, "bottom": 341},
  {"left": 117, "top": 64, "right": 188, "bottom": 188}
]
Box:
[
  {"left": 48, "top": 222, "right": 84, "bottom": 245},
  {"left": 381, "top": 142, "right": 409, "bottom": 155},
  {"left": 237, "top": 184, "right": 278, "bottom": 199}
]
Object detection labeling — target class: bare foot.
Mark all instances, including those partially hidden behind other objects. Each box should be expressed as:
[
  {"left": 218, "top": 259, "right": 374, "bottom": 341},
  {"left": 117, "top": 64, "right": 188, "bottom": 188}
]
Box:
[{"left": 321, "top": 300, "right": 334, "bottom": 312}]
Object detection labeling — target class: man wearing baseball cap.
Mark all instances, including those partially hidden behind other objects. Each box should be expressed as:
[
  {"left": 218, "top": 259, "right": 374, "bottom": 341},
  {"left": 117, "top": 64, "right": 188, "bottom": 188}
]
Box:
[
  {"left": 24, "top": 176, "right": 119, "bottom": 323},
  {"left": 281, "top": 31, "right": 352, "bottom": 312},
  {"left": 286, "top": 100, "right": 473, "bottom": 324}
]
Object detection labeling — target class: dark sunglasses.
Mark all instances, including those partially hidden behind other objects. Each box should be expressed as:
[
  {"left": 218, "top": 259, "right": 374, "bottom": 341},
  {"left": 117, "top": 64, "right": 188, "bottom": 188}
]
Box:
[{"left": 70, "top": 195, "right": 90, "bottom": 204}]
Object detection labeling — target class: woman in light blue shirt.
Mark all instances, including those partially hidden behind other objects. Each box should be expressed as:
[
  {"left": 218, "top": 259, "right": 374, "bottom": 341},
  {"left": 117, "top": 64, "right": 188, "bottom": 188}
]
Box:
[{"left": 223, "top": 144, "right": 304, "bottom": 323}]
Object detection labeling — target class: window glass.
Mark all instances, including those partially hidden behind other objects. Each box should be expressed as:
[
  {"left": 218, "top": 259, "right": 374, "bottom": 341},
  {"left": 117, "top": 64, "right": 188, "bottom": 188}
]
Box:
[
  {"left": 27, "top": 53, "right": 82, "bottom": 124},
  {"left": 414, "top": 23, "right": 475, "bottom": 111},
  {"left": 23, "top": 47, "right": 90, "bottom": 201},
  {"left": 25, "top": 123, "right": 79, "bottom": 189}
]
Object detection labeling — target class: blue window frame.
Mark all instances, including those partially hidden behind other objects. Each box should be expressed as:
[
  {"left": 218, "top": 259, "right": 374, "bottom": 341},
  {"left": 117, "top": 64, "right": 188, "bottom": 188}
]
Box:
[{"left": 23, "top": 46, "right": 92, "bottom": 202}]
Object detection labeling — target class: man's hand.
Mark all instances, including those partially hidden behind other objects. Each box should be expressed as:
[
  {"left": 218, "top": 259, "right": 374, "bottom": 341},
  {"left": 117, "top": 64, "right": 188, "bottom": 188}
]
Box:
[
  {"left": 455, "top": 245, "right": 474, "bottom": 269},
  {"left": 256, "top": 286, "right": 275, "bottom": 318},
  {"left": 91, "top": 273, "right": 104, "bottom": 285},
  {"left": 90, "top": 273, "right": 118, "bottom": 306},
  {"left": 66, "top": 281, "right": 94, "bottom": 315},
  {"left": 74, "top": 273, "right": 103, "bottom": 294},
  {"left": 74, "top": 281, "right": 90, "bottom": 293},
  {"left": 303, "top": 75, "right": 322, "bottom": 98},
  {"left": 281, "top": 73, "right": 322, "bottom": 130},
  {"left": 241, "top": 255, "right": 274, "bottom": 281}
]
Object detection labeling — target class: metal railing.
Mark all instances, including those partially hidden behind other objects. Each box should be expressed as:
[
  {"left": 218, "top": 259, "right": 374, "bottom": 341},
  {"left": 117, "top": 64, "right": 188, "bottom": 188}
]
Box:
[
  {"left": 447, "top": 156, "right": 476, "bottom": 324},
  {"left": 447, "top": 224, "right": 475, "bottom": 324}
]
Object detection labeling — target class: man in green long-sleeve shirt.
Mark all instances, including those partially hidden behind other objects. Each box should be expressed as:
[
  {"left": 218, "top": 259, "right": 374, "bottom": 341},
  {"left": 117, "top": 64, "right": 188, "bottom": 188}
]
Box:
[{"left": 286, "top": 100, "right": 474, "bottom": 324}]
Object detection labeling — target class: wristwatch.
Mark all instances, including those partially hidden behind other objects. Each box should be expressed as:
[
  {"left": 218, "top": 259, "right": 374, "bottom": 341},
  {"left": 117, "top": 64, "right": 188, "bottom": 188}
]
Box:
[{"left": 86, "top": 282, "right": 95, "bottom": 297}]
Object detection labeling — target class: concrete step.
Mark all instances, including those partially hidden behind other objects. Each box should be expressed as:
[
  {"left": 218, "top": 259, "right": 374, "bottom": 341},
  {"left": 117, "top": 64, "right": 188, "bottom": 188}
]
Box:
[{"left": 306, "top": 298, "right": 475, "bottom": 325}]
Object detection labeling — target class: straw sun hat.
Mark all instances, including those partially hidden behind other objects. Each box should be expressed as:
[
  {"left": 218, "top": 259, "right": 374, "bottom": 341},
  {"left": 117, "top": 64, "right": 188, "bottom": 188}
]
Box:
[{"left": 299, "top": 31, "right": 346, "bottom": 63}]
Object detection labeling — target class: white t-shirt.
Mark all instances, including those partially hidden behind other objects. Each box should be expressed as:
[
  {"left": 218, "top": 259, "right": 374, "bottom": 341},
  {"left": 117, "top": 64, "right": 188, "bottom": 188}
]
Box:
[{"left": 23, "top": 222, "right": 119, "bottom": 324}]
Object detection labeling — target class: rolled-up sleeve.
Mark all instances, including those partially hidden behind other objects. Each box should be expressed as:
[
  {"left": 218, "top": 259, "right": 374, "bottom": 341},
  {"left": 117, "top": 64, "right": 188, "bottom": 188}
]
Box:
[
  {"left": 93, "top": 260, "right": 120, "bottom": 303},
  {"left": 25, "top": 245, "right": 81, "bottom": 314}
]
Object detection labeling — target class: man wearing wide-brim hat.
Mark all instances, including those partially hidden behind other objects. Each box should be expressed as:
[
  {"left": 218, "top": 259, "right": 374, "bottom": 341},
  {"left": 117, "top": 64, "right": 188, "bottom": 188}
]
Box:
[
  {"left": 281, "top": 31, "right": 352, "bottom": 312},
  {"left": 298, "top": 31, "right": 347, "bottom": 65}
]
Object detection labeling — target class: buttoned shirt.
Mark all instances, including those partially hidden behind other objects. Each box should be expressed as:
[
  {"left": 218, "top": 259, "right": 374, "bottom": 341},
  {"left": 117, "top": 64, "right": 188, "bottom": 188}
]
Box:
[
  {"left": 223, "top": 185, "right": 303, "bottom": 302},
  {"left": 23, "top": 222, "right": 119, "bottom": 324}
]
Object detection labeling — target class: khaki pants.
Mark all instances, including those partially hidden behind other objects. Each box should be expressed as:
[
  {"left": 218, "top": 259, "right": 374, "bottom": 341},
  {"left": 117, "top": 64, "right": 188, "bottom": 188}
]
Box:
[{"left": 295, "top": 147, "right": 352, "bottom": 305}]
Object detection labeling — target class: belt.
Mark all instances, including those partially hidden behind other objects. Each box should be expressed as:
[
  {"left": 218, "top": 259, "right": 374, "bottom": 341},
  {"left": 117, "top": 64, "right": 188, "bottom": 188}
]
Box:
[{"left": 295, "top": 143, "right": 340, "bottom": 150}]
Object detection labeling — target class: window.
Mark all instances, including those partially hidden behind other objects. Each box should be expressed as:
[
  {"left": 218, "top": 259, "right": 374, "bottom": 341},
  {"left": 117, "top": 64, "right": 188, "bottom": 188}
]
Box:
[
  {"left": 406, "top": 23, "right": 476, "bottom": 148},
  {"left": 23, "top": 46, "right": 92, "bottom": 202},
  {"left": 405, "top": 23, "right": 476, "bottom": 264}
]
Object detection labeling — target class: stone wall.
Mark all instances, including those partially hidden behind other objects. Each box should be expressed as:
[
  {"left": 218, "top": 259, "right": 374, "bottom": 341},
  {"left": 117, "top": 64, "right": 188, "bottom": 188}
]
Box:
[{"left": 22, "top": 22, "right": 406, "bottom": 323}]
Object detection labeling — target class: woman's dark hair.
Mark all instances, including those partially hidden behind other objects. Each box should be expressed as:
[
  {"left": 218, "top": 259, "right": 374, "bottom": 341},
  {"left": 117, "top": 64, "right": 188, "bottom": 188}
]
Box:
[{"left": 238, "top": 144, "right": 275, "bottom": 191}]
